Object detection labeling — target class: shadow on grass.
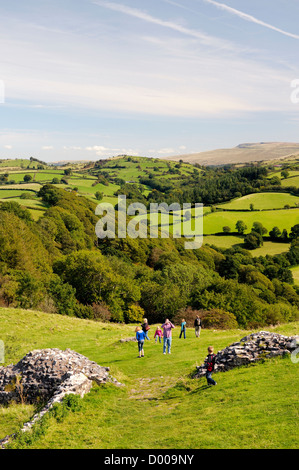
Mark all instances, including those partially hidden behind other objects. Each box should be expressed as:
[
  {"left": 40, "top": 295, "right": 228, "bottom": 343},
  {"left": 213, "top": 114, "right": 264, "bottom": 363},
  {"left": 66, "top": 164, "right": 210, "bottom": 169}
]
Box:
[{"left": 191, "top": 384, "right": 211, "bottom": 393}]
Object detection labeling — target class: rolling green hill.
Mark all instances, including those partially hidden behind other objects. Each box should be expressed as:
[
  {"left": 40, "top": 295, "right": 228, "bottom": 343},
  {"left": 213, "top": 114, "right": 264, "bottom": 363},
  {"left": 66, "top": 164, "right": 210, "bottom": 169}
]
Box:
[
  {"left": 201, "top": 208, "right": 299, "bottom": 235},
  {"left": 0, "top": 307, "right": 298, "bottom": 449},
  {"left": 215, "top": 192, "right": 299, "bottom": 211},
  {"left": 0, "top": 158, "right": 48, "bottom": 169}
]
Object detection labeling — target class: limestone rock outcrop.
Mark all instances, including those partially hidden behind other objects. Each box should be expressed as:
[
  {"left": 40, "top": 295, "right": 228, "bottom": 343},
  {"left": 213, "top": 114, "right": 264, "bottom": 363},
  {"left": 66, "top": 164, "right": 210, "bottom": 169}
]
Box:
[
  {"left": 194, "top": 331, "right": 299, "bottom": 378},
  {"left": 0, "top": 348, "right": 121, "bottom": 406},
  {"left": 0, "top": 348, "right": 122, "bottom": 447}
]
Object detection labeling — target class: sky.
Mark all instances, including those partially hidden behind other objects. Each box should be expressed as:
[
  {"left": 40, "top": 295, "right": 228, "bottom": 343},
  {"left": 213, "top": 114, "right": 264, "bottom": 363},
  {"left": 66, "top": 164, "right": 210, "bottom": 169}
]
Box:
[{"left": 0, "top": 0, "right": 299, "bottom": 163}]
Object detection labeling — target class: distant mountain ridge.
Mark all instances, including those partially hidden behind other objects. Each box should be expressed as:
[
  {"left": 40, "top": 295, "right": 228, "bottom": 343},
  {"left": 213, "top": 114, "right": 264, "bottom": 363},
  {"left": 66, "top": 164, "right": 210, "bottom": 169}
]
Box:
[{"left": 166, "top": 142, "right": 299, "bottom": 166}]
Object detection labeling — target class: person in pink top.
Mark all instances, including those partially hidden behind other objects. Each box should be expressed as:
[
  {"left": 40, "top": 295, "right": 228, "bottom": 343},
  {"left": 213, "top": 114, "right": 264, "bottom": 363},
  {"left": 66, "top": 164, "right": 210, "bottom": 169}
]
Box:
[
  {"left": 161, "top": 319, "right": 175, "bottom": 354},
  {"left": 154, "top": 326, "right": 162, "bottom": 344}
]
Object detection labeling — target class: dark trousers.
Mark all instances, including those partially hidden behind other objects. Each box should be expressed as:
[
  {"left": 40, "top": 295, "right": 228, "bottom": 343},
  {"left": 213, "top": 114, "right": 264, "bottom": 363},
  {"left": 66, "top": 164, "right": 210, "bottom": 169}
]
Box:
[{"left": 206, "top": 371, "right": 216, "bottom": 385}]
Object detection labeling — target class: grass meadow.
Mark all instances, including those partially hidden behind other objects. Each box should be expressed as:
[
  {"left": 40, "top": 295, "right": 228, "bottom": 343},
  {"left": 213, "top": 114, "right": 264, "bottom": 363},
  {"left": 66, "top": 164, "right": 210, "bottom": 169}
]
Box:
[
  {"left": 291, "top": 266, "right": 299, "bottom": 286},
  {"left": 281, "top": 176, "right": 299, "bottom": 188},
  {"left": 203, "top": 236, "right": 290, "bottom": 256},
  {"left": 201, "top": 209, "right": 299, "bottom": 235},
  {"left": 215, "top": 192, "right": 299, "bottom": 210},
  {"left": 0, "top": 308, "right": 298, "bottom": 449}
]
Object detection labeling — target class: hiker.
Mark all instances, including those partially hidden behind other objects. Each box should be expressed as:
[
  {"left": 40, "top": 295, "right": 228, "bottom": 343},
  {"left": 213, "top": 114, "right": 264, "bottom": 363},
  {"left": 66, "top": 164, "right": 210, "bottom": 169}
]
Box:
[
  {"left": 154, "top": 326, "right": 162, "bottom": 343},
  {"left": 141, "top": 318, "right": 150, "bottom": 340},
  {"left": 194, "top": 315, "right": 202, "bottom": 338},
  {"left": 135, "top": 326, "right": 146, "bottom": 358},
  {"left": 179, "top": 318, "right": 186, "bottom": 339},
  {"left": 161, "top": 319, "right": 175, "bottom": 354},
  {"left": 205, "top": 346, "right": 217, "bottom": 386}
]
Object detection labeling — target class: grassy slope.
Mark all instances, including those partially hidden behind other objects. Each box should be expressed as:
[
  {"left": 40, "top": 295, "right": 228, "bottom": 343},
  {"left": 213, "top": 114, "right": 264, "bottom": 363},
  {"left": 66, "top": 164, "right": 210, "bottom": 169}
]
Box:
[
  {"left": 215, "top": 192, "right": 299, "bottom": 210},
  {"left": 201, "top": 209, "right": 299, "bottom": 235},
  {"left": 203, "top": 236, "right": 289, "bottom": 256},
  {"left": 0, "top": 308, "right": 298, "bottom": 449},
  {"left": 291, "top": 266, "right": 299, "bottom": 286},
  {"left": 281, "top": 175, "right": 299, "bottom": 188},
  {"left": 0, "top": 159, "right": 45, "bottom": 169}
]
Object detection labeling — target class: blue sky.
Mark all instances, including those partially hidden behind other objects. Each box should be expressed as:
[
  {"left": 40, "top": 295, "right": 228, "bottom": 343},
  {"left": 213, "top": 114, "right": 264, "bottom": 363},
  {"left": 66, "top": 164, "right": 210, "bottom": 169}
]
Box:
[{"left": 0, "top": 0, "right": 299, "bottom": 162}]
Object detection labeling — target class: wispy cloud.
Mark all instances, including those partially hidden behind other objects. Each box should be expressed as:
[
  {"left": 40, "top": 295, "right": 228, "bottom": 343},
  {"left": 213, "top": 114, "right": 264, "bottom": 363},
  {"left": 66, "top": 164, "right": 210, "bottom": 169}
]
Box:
[
  {"left": 85, "top": 145, "right": 140, "bottom": 157},
  {"left": 92, "top": 0, "right": 234, "bottom": 49},
  {"left": 162, "top": 0, "right": 201, "bottom": 15},
  {"left": 203, "top": 0, "right": 299, "bottom": 40}
]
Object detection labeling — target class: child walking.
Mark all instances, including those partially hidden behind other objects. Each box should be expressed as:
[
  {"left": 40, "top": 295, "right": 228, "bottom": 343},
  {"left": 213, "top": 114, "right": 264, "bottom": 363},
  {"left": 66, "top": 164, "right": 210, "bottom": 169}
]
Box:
[
  {"left": 135, "top": 326, "right": 146, "bottom": 358},
  {"left": 179, "top": 318, "right": 186, "bottom": 339},
  {"left": 154, "top": 326, "right": 162, "bottom": 343},
  {"left": 205, "top": 346, "right": 217, "bottom": 386}
]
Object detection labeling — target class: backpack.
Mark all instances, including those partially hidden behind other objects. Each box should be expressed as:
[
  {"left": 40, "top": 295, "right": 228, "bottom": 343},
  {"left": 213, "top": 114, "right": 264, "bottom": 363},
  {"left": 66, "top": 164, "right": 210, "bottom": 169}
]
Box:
[{"left": 206, "top": 354, "right": 215, "bottom": 372}]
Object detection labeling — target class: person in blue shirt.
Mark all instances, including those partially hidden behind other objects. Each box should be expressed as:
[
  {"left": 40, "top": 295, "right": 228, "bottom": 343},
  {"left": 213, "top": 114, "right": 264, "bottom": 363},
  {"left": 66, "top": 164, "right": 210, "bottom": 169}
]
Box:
[
  {"left": 135, "top": 326, "right": 146, "bottom": 358},
  {"left": 179, "top": 318, "right": 187, "bottom": 339}
]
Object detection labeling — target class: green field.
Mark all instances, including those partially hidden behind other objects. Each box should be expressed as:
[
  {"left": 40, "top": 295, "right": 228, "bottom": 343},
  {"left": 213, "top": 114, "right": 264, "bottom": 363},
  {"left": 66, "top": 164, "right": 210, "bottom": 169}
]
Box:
[
  {"left": 0, "top": 308, "right": 298, "bottom": 449},
  {"left": 0, "top": 183, "right": 42, "bottom": 191},
  {"left": 203, "top": 236, "right": 290, "bottom": 256},
  {"left": 0, "top": 159, "right": 46, "bottom": 169},
  {"left": 291, "top": 266, "right": 299, "bottom": 285},
  {"left": 0, "top": 197, "right": 47, "bottom": 210},
  {"left": 216, "top": 192, "right": 299, "bottom": 210},
  {"left": 0, "top": 189, "right": 36, "bottom": 198},
  {"left": 0, "top": 188, "right": 49, "bottom": 215},
  {"left": 201, "top": 209, "right": 299, "bottom": 235},
  {"left": 135, "top": 204, "right": 299, "bottom": 237},
  {"left": 100, "top": 156, "right": 196, "bottom": 182},
  {"left": 281, "top": 176, "right": 299, "bottom": 188}
]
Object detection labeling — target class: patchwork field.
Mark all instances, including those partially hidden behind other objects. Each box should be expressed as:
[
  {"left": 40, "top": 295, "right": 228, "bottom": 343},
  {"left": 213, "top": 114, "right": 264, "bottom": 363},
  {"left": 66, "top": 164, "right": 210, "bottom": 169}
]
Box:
[
  {"left": 281, "top": 176, "right": 299, "bottom": 188},
  {"left": 0, "top": 159, "right": 47, "bottom": 169},
  {"left": 201, "top": 209, "right": 299, "bottom": 235},
  {"left": 216, "top": 192, "right": 299, "bottom": 210},
  {"left": 148, "top": 208, "right": 299, "bottom": 236},
  {"left": 203, "top": 236, "right": 290, "bottom": 256},
  {"left": 100, "top": 156, "right": 196, "bottom": 181},
  {"left": 1, "top": 159, "right": 299, "bottom": 251}
]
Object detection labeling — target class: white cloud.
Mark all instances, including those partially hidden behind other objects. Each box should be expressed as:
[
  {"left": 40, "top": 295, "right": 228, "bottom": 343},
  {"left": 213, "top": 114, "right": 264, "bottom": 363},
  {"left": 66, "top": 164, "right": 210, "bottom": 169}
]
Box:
[
  {"left": 42, "top": 146, "right": 54, "bottom": 150},
  {"left": 203, "top": 0, "right": 299, "bottom": 40},
  {"left": 4, "top": 145, "right": 12, "bottom": 149},
  {"left": 85, "top": 145, "right": 139, "bottom": 157},
  {"left": 157, "top": 148, "right": 175, "bottom": 154},
  {"left": 93, "top": 0, "right": 234, "bottom": 50}
]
